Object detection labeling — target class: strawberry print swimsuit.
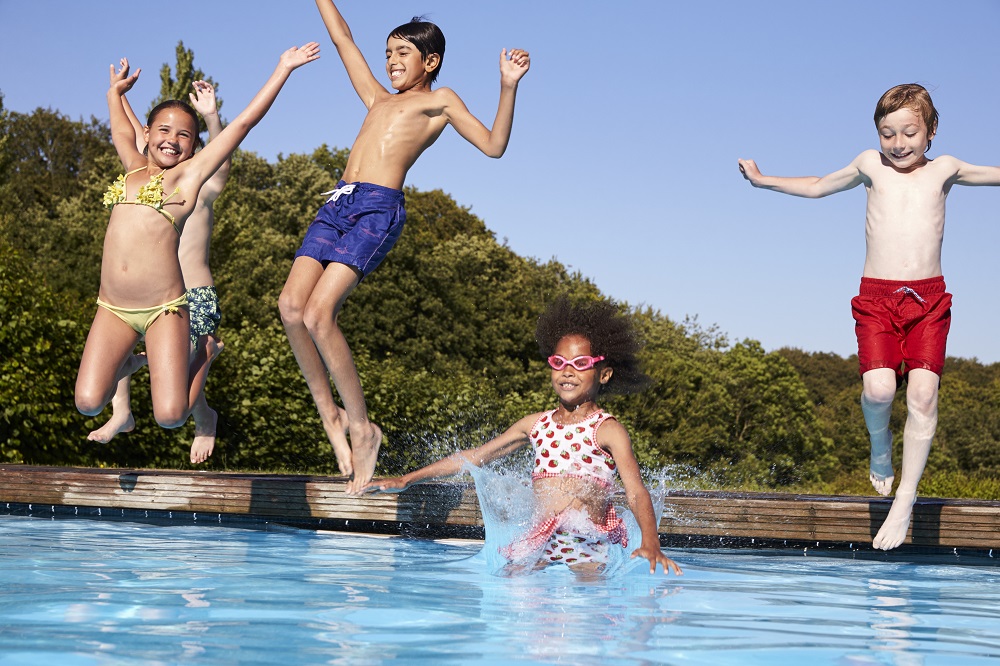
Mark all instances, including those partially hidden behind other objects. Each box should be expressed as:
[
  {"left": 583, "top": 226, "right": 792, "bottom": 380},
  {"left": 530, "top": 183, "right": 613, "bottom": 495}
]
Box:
[{"left": 501, "top": 409, "right": 628, "bottom": 566}]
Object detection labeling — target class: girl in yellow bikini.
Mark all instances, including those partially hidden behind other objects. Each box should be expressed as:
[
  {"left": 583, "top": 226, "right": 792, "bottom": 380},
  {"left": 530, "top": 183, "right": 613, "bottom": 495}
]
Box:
[{"left": 75, "top": 43, "right": 320, "bottom": 430}]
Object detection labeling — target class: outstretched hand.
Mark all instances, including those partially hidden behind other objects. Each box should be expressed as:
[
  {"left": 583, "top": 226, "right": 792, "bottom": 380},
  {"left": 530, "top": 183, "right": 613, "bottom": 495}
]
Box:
[
  {"left": 360, "top": 477, "right": 409, "bottom": 494},
  {"left": 738, "top": 158, "right": 762, "bottom": 185},
  {"left": 280, "top": 41, "right": 322, "bottom": 70},
  {"left": 500, "top": 48, "right": 530, "bottom": 85},
  {"left": 631, "top": 544, "right": 683, "bottom": 575},
  {"left": 189, "top": 80, "right": 219, "bottom": 117},
  {"left": 108, "top": 57, "right": 140, "bottom": 95}
]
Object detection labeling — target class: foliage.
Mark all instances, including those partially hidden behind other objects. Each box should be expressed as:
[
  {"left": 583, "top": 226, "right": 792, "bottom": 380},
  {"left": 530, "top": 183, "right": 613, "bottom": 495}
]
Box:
[
  {"left": 149, "top": 41, "right": 222, "bottom": 133},
  {"left": 1, "top": 96, "right": 998, "bottom": 499}
]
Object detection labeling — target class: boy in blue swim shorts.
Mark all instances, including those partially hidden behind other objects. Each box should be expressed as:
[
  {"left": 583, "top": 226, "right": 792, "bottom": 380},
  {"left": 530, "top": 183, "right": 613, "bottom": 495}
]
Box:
[
  {"left": 294, "top": 181, "right": 405, "bottom": 279},
  {"left": 278, "top": 1, "right": 530, "bottom": 495}
]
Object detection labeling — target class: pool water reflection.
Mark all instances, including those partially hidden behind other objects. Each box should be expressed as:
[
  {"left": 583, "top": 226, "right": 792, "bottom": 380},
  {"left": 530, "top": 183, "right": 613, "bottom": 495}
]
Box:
[{"left": 1, "top": 514, "right": 999, "bottom": 665}]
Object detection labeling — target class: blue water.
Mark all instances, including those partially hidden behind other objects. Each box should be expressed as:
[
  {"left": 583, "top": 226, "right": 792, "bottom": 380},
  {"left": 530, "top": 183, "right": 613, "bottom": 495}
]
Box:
[{"left": 2, "top": 515, "right": 999, "bottom": 665}]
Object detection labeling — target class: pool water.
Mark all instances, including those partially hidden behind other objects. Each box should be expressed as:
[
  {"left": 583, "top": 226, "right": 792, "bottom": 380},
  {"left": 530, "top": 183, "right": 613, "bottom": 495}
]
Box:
[{"left": 1, "top": 515, "right": 999, "bottom": 665}]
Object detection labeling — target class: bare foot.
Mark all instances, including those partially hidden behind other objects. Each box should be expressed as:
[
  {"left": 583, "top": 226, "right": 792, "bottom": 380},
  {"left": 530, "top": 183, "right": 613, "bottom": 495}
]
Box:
[
  {"left": 190, "top": 406, "right": 217, "bottom": 464},
  {"left": 869, "top": 428, "right": 894, "bottom": 496},
  {"left": 345, "top": 423, "right": 382, "bottom": 495},
  {"left": 87, "top": 410, "right": 134, "bottom": 443},
  {"left": 201, "top": 336, "right": 224, "bottom": 366},
  {"left": 873, "top": 489, "right": 916, "bottom": 550},
  {"left": 188, "top": 337, "right": 223, "bottom": 464},
  {"left": 87, "top": 353, "right": 147, "bottom": 443},
  {"left": 323, "top": 405, "right": 353, "bottom": 478}
]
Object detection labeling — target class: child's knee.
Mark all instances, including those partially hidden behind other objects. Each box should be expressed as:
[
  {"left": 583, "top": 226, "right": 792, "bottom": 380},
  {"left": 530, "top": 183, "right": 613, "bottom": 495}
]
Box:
[
  {"left": 278, "top": 290, "right": 306, "bottom": 326},
  {"left": 153, "top": 401, "right": 188, "bottom": 429},
  {"left": 302, "top": 303, "right": 341, "bottom": 336},
  {"left": 75, "top": 390, "right": 105, "bottom": 417},
  {"left": 862, "top": 382, "right": 895, "bottom": 406},
  {"left": 905, "top": 383, "right": 938, "bottom": 416}
]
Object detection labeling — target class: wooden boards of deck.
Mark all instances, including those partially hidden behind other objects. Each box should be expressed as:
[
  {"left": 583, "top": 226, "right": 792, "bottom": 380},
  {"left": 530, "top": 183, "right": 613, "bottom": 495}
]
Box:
[{"left": 2, "top": 465, "right": 998, "bottom": 550}]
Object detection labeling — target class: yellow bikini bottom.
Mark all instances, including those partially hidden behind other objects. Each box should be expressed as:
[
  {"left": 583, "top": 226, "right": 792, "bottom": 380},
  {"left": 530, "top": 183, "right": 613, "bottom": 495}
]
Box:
[{"left": 96, "top": 294, "right": 188, "bottom": 336}]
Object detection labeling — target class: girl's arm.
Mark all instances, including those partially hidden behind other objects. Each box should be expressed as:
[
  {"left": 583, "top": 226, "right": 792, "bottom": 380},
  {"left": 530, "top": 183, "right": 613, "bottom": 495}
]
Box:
[
  {"left": 176, "top": 43, "right": 319, "bottom": 191},
  {"left": 600, "top": 420, "right": 682, "bottom": 575},
  {"left": 107, "top": 59, "right": 146, "bottom": 170},
  {"left": 364, "top": 413, "right": 540, "bottom": 493},
  {"left": 315, "top": 0, "right": 385, "bottom": 108},
  {"left": 738, "top": 152, "right": 869, "bottom": 198},
  {"left": 188, "top": 80, "right": 231, "bottom": 202},
  {"left": 444, "top": 49, "right": 530, "bottom": 158},
  {"left": 109, "top": 59, "right": 147, "bottom": 157}
]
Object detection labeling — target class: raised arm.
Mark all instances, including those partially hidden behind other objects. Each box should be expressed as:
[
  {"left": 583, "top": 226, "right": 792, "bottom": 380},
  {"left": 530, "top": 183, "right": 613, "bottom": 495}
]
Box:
[
  {"left": 188, "top": 80, "right": 231, "bottom": 201},
  {"left": 738, "top": 153, "right": 868, "bottom": 198},
  {"left": 110, "top": 59, "right": 148, "bottom": 157},
  {"left": 107, "top": 59, "right": 146, "bottom": 170},
  {"left": 314, "top": 0, "right": 385, "bottom": 107},
  {"left": 363, "top": 413, "right": 539, "bottom": 493},
  {"left": 600, "top": 420, "right": 682, "bottom": 575},
  {"left": 445, "top": 48, "right": 530, "bottom": 158},
  {"left": 176, "top": 43, "right": 319, "bottom": 190}
]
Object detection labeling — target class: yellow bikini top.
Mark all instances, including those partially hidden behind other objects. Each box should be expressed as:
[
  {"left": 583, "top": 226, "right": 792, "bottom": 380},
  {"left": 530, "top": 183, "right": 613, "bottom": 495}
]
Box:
[{"left": 102, "top": 166, "right": 181, "bottom": 233}]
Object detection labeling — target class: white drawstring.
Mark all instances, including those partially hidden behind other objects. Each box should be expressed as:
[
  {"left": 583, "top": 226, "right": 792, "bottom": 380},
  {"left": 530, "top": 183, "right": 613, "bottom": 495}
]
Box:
[
  {"left": 892, "top": 286, "right": 926, "bottom": 304},
  {"left": 320, "top": 183, "right": 357, "bottom": 203}
]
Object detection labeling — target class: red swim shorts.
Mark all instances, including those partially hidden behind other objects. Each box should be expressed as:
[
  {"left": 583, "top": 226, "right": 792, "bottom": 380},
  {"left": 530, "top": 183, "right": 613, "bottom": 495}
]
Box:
[{"left": 851, "top": 276, "right": 952, "bottom": 378}]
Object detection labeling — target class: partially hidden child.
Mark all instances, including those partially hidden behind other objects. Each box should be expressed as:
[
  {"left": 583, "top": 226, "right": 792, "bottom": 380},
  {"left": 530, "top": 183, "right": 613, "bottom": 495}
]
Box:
[
  {"left": 88, "top": 75, "right": 230, "bottom": 466},
  {"left": 75, "top": 45, "right": 319, "bottom": 439}
]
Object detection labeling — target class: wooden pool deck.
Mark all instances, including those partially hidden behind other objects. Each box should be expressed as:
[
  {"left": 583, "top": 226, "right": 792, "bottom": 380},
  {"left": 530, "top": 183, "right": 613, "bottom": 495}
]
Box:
[{"left": 2, "top": 464, "right": 998, "bottom": 558}]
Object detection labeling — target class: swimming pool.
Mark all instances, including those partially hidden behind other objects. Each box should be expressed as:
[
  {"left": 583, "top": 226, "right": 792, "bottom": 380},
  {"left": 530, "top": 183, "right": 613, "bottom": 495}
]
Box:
[{"left": 2, "top": 514, "right": 998, "bottom": 665}]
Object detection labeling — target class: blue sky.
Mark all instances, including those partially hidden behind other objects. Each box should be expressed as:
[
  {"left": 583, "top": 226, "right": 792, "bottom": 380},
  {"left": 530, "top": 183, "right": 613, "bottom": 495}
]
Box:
[{"left": 3, "top": 1, "right": 1000, "bottom": 362}]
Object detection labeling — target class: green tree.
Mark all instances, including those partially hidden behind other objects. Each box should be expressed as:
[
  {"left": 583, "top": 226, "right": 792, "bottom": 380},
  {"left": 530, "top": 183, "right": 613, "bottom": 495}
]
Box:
[
  {"left": 148, "top": 40, "right": 221, "bottom": 133},
  {"left": 0, "top": 243, "right": 90, "bottom": 464}
]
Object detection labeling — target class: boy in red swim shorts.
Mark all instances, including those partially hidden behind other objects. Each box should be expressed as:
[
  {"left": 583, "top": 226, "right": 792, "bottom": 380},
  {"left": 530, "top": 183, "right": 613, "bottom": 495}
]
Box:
[{"left": 739, "top": 84, "right": 1000, "bottom": 550}]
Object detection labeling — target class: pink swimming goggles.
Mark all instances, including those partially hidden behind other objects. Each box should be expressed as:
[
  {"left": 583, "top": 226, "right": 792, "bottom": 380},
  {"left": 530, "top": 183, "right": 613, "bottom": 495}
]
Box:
[{"left": 547, "top": 354, "right": 606, "bottom": 371}]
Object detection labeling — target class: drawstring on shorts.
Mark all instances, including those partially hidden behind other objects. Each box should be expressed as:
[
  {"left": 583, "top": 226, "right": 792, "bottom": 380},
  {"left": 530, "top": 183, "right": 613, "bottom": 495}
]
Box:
[
  {"left": 892, "top": 286, "right": 926, "bottom": 304},
  {"left": 321, "top": 183, "right": 357, "bottom": 205}
]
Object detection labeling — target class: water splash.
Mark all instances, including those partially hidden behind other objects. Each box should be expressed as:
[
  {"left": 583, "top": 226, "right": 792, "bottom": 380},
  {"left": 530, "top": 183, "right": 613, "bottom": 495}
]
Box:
[{"left": 457, "top": 460, "right": 677, "bottom": 578}]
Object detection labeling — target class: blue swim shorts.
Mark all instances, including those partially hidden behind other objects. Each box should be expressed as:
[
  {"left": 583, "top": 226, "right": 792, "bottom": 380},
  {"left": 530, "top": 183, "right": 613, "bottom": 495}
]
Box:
[{"left": 294, "top": 181, "right": 406, "bottom": 279}]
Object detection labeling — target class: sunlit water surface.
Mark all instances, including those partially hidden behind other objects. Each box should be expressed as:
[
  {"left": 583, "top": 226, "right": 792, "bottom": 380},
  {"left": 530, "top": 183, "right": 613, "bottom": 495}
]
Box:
[{"left": 2, "top": 507, "right": 999, "bottom": 665}]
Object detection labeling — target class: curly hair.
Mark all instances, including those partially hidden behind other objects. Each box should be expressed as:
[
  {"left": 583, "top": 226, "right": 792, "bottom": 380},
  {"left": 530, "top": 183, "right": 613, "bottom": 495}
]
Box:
[{"left": 535, "top": 296, "right": 651, "bottom": 395}]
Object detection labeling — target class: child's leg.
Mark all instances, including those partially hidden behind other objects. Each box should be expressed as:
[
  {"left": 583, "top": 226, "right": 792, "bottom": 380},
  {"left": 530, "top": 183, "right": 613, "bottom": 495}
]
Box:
[
  {"left": 86, "top": 355, "right": 147, "bottom": 443},
  {"left": 189, "top": 334, "right": 223, "bottom": 464},
  {"left": 861, "top": 368, "right": 897, "bottom": 496},
  {"left": 143, "top": 309, "right": 196, "bottom": 429},
  {"left": 278, "top": 257, "right": 353, "bottom": 476},
  {"left": 873, "top": 368, "right": 938, "bottom": 551},
  {"left": 300, "top": 262, "right": 381, "bottom": 495},
  {"left": 76, "top": 309, "right": 142, "bottom": 417}
]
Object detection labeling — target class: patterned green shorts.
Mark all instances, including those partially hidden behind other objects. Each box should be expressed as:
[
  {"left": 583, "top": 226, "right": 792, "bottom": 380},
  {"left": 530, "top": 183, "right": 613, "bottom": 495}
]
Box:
[{"left": 186, "top": 285, "right": 221, "bottom": 348}]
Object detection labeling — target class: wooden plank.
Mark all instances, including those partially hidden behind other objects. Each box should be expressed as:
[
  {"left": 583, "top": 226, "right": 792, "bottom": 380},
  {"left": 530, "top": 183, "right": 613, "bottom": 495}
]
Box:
[{"left": 2, "top": 464, "right": 998, "bottom": 550}]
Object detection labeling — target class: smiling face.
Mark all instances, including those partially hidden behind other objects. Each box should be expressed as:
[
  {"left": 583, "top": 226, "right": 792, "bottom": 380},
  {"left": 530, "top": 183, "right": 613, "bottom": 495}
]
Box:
[
  {"left": 877, "top": 107, "right": 934, "bottom": 171},
  {"left": 385, "top": 36, "right": 437, "bottom": 91},
  {"left": 143, "top": 107, "right": 198, "bottom": 167},
  {"left": 550, "top": 334, "right": 613, "bottom": 410}
]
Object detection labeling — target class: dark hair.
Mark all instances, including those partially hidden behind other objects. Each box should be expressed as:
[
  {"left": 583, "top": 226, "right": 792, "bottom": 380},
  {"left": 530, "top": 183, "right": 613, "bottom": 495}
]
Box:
[
  {"left": 146, "top": 100, "right": 204, "bottom": 150},
  {"left": 388, "top": 16, "right": 445, "bottom": 84},
  {"left": 535, "top": 296, "right": 652, "bottom": 395},
  {"left": 874, "top": 83, "right": 939, "bottom": 137}
]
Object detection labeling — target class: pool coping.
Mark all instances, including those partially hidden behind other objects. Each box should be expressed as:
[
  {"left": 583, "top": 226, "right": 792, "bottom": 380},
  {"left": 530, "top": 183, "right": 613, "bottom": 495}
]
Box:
[{"left": 2, "top": 464, "right": 998, "bottom": 559}]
